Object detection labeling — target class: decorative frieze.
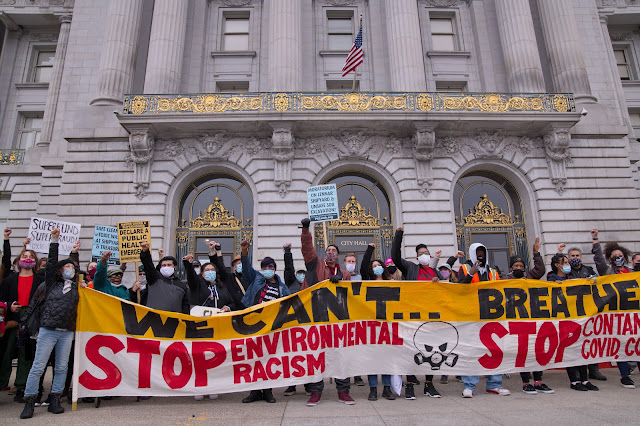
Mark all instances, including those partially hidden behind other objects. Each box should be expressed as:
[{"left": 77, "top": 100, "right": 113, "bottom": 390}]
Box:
[
  {"left": 125, "top": 128, "right": 155, "bottom": 200},
  {"left": 543, "top": 129, "right": 572, "bottom": 194}
]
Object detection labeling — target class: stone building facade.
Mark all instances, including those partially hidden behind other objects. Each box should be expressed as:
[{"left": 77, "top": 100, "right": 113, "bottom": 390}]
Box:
[{"left": 0, "top": 0, "right": 639, "bottom": 275}]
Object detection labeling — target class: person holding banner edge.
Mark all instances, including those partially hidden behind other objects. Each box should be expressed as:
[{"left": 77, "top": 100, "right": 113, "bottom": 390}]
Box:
[
  {"left": 299, "top": 217, "right": 354, "bottom": 406},
  {"left": 20, "top": 228, "right": 87, "bottom": 419},
  {"left": 239, "top": 239, "right": 290, "bottom": 404}
]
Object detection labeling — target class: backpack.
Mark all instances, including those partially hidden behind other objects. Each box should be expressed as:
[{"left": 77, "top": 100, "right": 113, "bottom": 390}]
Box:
[{"left": 20, "top": 284, "right": 46, "bottom": 339}]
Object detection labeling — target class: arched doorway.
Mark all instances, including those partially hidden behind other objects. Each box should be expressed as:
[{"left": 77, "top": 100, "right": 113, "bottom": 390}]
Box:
[
  {"left": 175, "top": 174, "right": 253, "bottom": 277},
  {"left": 315, "top": 172, "right": 394, "bottom": 267},
  {"left": 454, "top": 170, "right": 529, "bottom": 274}
]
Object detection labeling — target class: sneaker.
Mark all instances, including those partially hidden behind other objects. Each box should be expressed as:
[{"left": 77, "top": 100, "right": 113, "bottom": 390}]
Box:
[
  {"left": 405, "top": 384, "right": 416, "bottom": 400},
  {"left": 338, "top": 391, "right": 355, "bottom": 405},
  {"left": 424, "top": 382, "right": 441, "bottom": 398},
  {"left": 522, "top": 383, "right": 537, "bottom": 395},
  {"left": 535, "top": 383, "right": 554, "bottom": 394},
  {"left": 571, "top": 382, "right": 588, "bottom": 391},
  {"left": 307, "top": 392, "right": 321, "bottom": 406},
  {"left": 486, "top": 387, "right": 510, "bottom": 396},
  {"left": 193, "top": 395, "right": 205, "bottom": 401},
  {"left": 621, "top": 376, "right": 635, "bottom": 389},
  {"left": 208, "top": 394, "right": 219, "bottom": 400},
  {"left": 440, "top": 376, "right": 448, "bottom": 384},
  {"left": 583, "top": 381, "right": 599, "bottom": 391},
  {"left": 354, "top": 376, "right": 365, "bottom": 386},
  {"left": 284, "top": 386, "right": 296, "bottom": 396},
  {"left": 462, "top": 388, "right": 473, "bottom": 398},
  {"left": 368, "top": 387, "right": 377, "bottom": 401}
]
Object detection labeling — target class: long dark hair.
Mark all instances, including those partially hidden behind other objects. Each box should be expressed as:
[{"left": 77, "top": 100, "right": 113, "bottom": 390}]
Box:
[
  {"left": 369, "top": 259, "right": 391, "bottom": 280},
  {"left": 200, "top": 262, "right": 223, "bottom": 287}
]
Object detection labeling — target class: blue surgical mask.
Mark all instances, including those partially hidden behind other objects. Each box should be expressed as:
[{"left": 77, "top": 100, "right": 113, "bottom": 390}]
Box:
[
  {"left": 261, "top": 269, "right": 275, "bottom": 279},
  {"left": 204, "top": 270, "right": 217, "bottom": 282},
  {"left": 373, "top": 266, "right": 384, "bottom": 276},
  {"left": 296, "top": 273, "right": 305, "bottom": 283},
  {"left": 561, "top": 265, "right": 572, "bottom": 274},
  {"left": 236, "top": 264, "right": 242, "bottom": 274},
  {"left": 62, "top": 269, "right": 75, "bottom": 280}
]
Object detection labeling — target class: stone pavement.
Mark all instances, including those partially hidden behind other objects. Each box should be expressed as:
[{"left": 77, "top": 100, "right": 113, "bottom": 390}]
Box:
[{"left": 1, "top": 367, "right": 639, "bottom": 425}]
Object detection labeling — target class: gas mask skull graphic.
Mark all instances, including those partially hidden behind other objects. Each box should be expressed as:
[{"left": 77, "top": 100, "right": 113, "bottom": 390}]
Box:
[{"left": 413, "top": 321, "right": 460, "bottom": 370}]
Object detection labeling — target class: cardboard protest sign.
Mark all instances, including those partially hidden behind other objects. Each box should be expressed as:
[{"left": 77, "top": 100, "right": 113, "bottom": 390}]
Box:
[
  {"left": 307, "top": 184, "right": 339, "bottom": 222},
  {"left": 75, "top": 272, "right": 640, "bottom": 398},
  {"left": 91, "top": 226, "right": 120, "bottom": 265},
  {"left": 27, "top": 217, "right": 81, "bottom": 256},
  {"left": 117, "top": 220, "right": 150, "bottom": 263}
]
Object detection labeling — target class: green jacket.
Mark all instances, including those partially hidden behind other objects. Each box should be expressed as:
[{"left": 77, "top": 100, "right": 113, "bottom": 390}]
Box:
[{"left": 93, "top": 261, "right": 130, "bottom": 300}]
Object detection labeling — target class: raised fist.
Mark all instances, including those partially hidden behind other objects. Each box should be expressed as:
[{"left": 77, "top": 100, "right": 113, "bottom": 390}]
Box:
[
  {"left": 72, "top": 240, "right": 81, "bottom": 253},
  {"left": 140, "top": 242, "right": 150, "bottom": 251},
  {"left": 590, "top": 228, "right": 599, "bottom": 240},
  {"left": 396, "top": 227, "right": 404, "bottom": 232},
  {"left": 51, "top": 228, "right": 60, "bottom": 239},
  {"left": 3, "top": 228, "right": 11, "bottom": 239},
  {"left": 184, "top": 254, "right": 194, "bottom": 262},
  {"left": 283, "top": 243, "right": 292, "bottom": 249},
  {"left": 101, "top": 251, "right": 112, "bottom": 262},
  {"left": 241, "top": 240, "right": 250, "bottom": 249},
  {"left": 455, "top": 250, "right": 464, "bottom": 258},
  {"left": 435, "top": 250, "right": 442, "bottom": 258},
  {"left": 369, "top": 243, "right": 376, "bottom": 248},
  {"left": 301, "top": 218, "right": 311, "bottom": 229},
  {"left": 557, "top": 243, "right": 566, "bottom": 253}
]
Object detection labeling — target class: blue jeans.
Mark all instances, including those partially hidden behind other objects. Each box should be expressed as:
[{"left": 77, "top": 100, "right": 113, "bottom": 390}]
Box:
[
  {"left": 25, "top": 327, "right": 74, "bottom": 397},
  {"left": 368, "top": 375, "right": 391, "bottom": 387},
  {"left": 461, "top": 375, "right": 502, "bottom": 391},
  {"left": 618, "top": 361, "right": 640, "bottom": 377}
]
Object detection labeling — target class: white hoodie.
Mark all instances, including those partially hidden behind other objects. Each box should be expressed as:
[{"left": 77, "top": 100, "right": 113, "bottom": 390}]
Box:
[{"left": 468, "top": 242, "right": 488, "bottom": 275}]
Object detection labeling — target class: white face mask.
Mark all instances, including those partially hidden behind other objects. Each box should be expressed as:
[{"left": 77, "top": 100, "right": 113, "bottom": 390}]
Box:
[
  {"left": 160, "top": 266, "right": 175, "bottom": 278},
  {"left": 345, "top": 263, "right": 356, "bottom": 273},
  {"left": 139, "top": 275, "right": 147, "bottom": 290},
  {"left": 418, "top": 254, "right": 431, "bottom": 265}
]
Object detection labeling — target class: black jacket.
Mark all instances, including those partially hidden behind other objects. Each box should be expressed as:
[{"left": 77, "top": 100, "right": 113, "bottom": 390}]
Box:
[
  {"left": 0, "top": 270, "right": 45, "bottom": 323},
  {"left": 185, "top": 253, "right": 243, "bottom": 310},
  {"left": 40, "top": 242, "right": 79, "bottom": 330},
  {"left": 283, "top": 247, "right": 300, "bottom": 293},
  {"left": 391, "top": 230, "right": 443, "bottom": 281},
  {"left": 140, "top": 249, "right": 190, "bottom": 314},
  {"left": 360, "top": 245, "right": 376, "bottom": 280},
  {"left": 2, "top": 239, "right": 15, "bottom": 281}
]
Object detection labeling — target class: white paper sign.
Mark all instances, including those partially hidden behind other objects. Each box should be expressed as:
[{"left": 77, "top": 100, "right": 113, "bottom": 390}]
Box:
[
  {"left": 27, "top": 217, "right": 82, "bottom": 256},
  {"left": 307, "top": 184, "right": 339, "bottom": 222}
]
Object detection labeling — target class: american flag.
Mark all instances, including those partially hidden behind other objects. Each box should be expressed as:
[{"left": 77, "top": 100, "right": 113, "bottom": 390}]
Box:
[{"left": 341, "top": 24, "right": 363, "bottom": 77}]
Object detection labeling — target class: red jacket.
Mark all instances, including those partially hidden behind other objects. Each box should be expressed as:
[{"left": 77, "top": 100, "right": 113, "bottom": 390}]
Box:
[{"left": 300, "top": 228, "right": 351, "bottom": 290}]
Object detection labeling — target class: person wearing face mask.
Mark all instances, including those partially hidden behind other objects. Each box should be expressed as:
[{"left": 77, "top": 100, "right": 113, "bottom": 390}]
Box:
[
  {"left": 0, "top": 228, "right": 44, "bottom": 402},
  {"left": 385, "top": 258, "right": 402, "bottom": 280},
  {"left": 92, "top": 251, "right": 130, "bottom": 300},
  {"left": 19, "top": 228, "right": 87, "bottom": 419},
  {"left": 129, "top": 265, "right": 148, "bottom": 305},
  {"left": 139, "top": 242, "right": 190, "bottom": 315},
  {"left": 231, "top": 255, "right": 248, "bottom": 294},
  {"left": 299, "top": 218, "right": 353, "bottom": 406},
  {"left": 633, "top": 253, "right": 640, "bottom": 272},
  {"left": 239, "top": 239, "right": 290, "bottom": 404},
  {"left": 390, "top": 228, "right": 443, "bottom": 399},
  {"left": 344, "top": 253, "right": 361, "bottom": 281}
]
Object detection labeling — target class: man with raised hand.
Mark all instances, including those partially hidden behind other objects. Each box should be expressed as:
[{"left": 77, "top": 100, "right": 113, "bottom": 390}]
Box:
[{"left": 139, "top": 242, "right": 189, "bottom": 314}]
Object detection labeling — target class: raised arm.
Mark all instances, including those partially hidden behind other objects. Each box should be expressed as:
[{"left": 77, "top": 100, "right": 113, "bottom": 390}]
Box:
[
  {"left": 93, "top": 251, "right": 111, "bottom": 292},
  {"left": 140, "top": 242, "right": 158, "bottom": 285},
  {"left": 240, "top": 239, "right": 257, "bottom": 284},
  {"left": 208, "top": 241, "right": 229, "bottom": 283},
  {"left": 528, "top": 237, "right": 546, "bottom": 280},
  {"left": 391, "top": 228, "right": 411, "bottom": 277},
  {"left": 590, "top": 228, "right": 609, "bottom": 276},
  {"left": 282, "top": 243, "right": 296, "bottom": 288},
  {"left": 46, "top": 229, "right": 61, "bottom": 289},
  {"left": 182, "top": 253, "right": 199, "bottom": 295},
  {"left": 2, "top": 229, "right": 11, "bottom": 279},
  {"left": 361, "top": 243, "right": 375, "bottom": 280}
]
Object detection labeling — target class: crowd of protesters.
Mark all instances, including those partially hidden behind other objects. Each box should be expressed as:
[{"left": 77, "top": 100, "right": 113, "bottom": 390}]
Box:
[{"left": 0, "top": 221, "right": 639, "bottom": 418}]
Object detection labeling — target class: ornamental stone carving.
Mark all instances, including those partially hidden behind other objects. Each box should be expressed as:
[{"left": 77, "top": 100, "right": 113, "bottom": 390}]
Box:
[
  {"left": 423, "top": 0, "right": 461, "bottom": 7},
  {"left": 435, "top": 132, "right": 540, "bottom": 159},
  {"left": 413, "top": 124, "right": 437, "bottom": 196},
  {"left": 218, "top": 0, "right": 254, "bottom": 6},
  {"left": 271, "top": 123, "right": 295, "bottom": 197},
  {"left": 126, "top": 128, "right": 155, "bottom": 200},
  {"left": 543, "top": 129, "right": 572, "bottom": 194}
]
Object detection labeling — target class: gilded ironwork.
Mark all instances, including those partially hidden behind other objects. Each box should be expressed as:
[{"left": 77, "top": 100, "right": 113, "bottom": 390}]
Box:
[
  {"left": 122, "top": 92, "right": 576, "bottom": 114},
  {"left": 462, "top": 194, "right": 513, "bottom": 226},
  {"left": 0, "top": 150, "right": 25, "bottom": 165},
  {"left": 330, "top": 196, "right": 380, "bottom": 228},
  {"left": 190, "top": 197, "right": 242, "bottom": 229}
]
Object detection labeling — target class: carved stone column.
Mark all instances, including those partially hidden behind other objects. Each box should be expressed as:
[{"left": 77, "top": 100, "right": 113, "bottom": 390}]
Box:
[
  {"left": 384, "top": 0, "right": 427, "bottom": 91},
  {"left": 413, "top": 123, "right": 437, "bottom": 196},
  {"left": 127, "top": 128, "right": 155, "bottom": 199},
  {"left": 91, "top": 0, "right": 145, "bottom": 105},
  {"left": 543, "top": 127, "right": 572, "bottom": 194},
  {"left": 271, "top": 122, "right": 294, "bottom": 197},
  {"left": 144, "top": 0, "right": 189, "bottom": 94},
  {"left": 536, "top": 0, "right": 595, "bottom": 102},
  {"left": 494, "top": 0, "right": 545, "bottom": 92},
  {"left": 37, "top": 15, "right": 72, "bottom": 147},
  {"left": 268, "top": 0, "right": 301, "bottom": 91}
]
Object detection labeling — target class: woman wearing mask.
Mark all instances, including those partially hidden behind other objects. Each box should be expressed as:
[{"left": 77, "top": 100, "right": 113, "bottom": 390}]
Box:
[
  {"left": 360, "top": 243, "right": 395, "bottom": 401},
  {"left": 385, "top": 258, "right": 402, "bottom": 280},
  {"left": 20, "top": 228, "right": 87, "bottom": 419},
  {"left": 547, "top": 253, "right": 598, "bottom": 392},
  {"left": 0, "top": 228, "right": 43, "bottom": 403}
]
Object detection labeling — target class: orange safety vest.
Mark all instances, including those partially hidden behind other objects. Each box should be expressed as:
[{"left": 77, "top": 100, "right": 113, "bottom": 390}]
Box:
[{"left": 459, "top": 264, "right": 500, "bottom": 282}]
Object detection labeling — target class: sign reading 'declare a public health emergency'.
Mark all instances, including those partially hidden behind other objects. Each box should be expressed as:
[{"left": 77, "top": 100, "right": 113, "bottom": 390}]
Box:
[
  {"left": 74, "top": 273, "right": 640, "bottom": 398},
  {"left": 27, "top": 217, "right": 82, "bottom": 256},
  {"left": 307, "top": 184, "right": 339, "bottom": 222},
  {"left": 116, "top": 220, "right": 150, "bottom": 263},
  {"left": 92, "top": 225, "right": 120, "bottom": 265}
]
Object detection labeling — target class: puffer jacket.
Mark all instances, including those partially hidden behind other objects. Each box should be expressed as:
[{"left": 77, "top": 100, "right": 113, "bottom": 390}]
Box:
[{"left": 39, "top": 242, "right": 79, "bottom": 331}]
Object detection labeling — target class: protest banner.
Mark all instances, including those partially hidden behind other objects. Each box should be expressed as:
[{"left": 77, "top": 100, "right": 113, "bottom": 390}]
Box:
[
  {"left": 92, "top": 225, "right": 120, "bottom": 265},
  {"left": 117, "top": 220, "right": 150, "bottom": 263},
  {"left": 27, "top": 217, "right": 81, "bottom": 256},
  {"left": 74, "top": 273, "right": 640, "bottom": 398}
]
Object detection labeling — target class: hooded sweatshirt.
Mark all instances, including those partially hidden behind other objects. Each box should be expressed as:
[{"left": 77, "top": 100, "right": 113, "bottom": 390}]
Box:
[{"left": 458, "top": 243, "right": 499, "bottom": 283}]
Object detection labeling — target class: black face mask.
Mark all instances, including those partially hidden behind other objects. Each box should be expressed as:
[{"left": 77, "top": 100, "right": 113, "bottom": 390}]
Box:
[
  {"left": 387, "top": 265, "right": 397, "bottom": 274},
  {"left": 512, "top": 269, "right": 525, "bottom": 279},
  {"left": 635, "top": 263, "right": 640, "bottom": 272}
]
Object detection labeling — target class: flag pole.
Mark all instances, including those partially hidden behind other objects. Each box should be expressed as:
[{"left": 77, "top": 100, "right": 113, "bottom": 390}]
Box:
[{"left": 351, "top": 15, "right": 362, "bottom": 93}]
